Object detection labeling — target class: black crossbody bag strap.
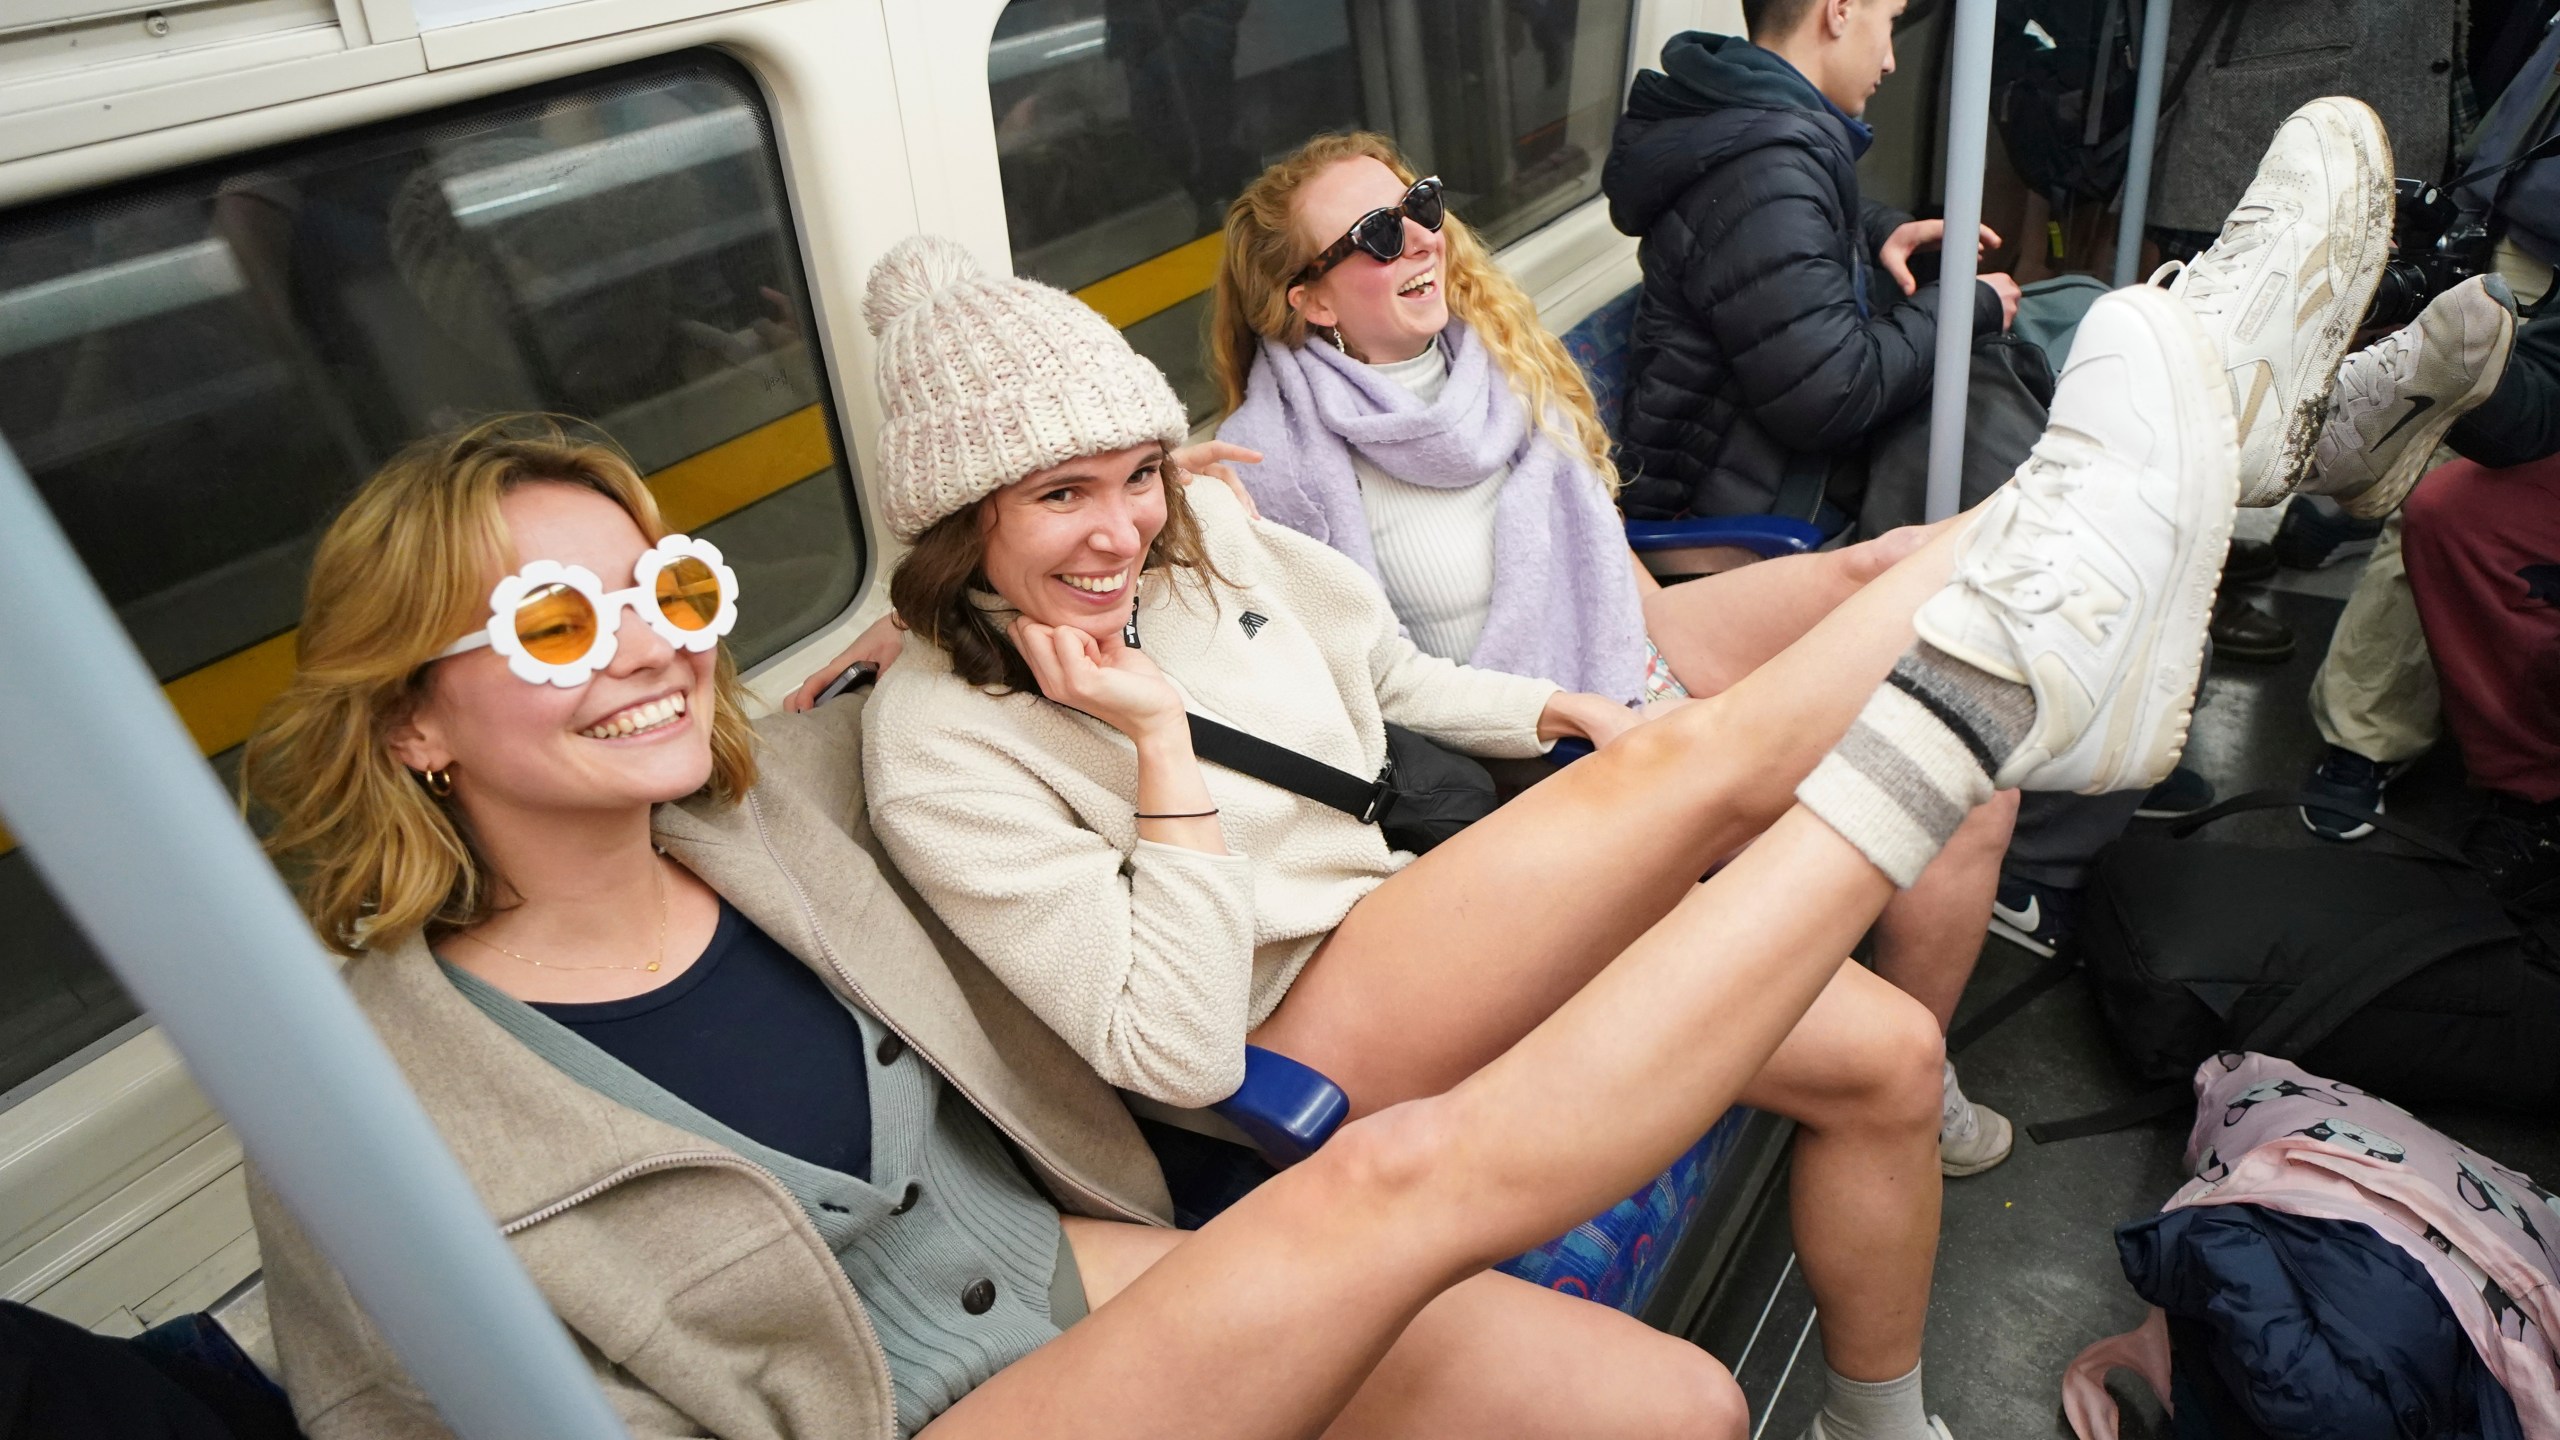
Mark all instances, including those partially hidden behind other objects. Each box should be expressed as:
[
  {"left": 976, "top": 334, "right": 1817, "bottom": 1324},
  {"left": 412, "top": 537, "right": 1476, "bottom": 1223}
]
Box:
[
  {"left": 1185, "top": 713, "right": 1393, "bottom": 824},
  {"left": 2166, "top": 787, "right": 2473, "bottom": 866}
]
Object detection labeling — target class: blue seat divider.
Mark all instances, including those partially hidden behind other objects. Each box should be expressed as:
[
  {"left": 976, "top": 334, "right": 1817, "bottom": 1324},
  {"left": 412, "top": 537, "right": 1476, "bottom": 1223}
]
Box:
[
  {"left": 1624, "top": 514, "right": 1824, "bottom": 558},
  {"left": 1210, "top": 1045, "right": 1351, "bottom": 1166}
]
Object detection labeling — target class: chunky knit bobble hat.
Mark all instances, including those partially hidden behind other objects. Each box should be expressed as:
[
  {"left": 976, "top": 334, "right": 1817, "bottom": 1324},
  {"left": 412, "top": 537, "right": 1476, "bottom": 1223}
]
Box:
[{"left": 864, "top": 235, "right": 1191, "bottom": 542}]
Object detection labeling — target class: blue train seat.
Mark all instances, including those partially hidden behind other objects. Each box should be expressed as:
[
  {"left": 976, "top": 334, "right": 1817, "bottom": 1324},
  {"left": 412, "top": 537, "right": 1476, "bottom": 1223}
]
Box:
[{"left": 1558, "top": 287, "right": 1829, "bottom": 576}]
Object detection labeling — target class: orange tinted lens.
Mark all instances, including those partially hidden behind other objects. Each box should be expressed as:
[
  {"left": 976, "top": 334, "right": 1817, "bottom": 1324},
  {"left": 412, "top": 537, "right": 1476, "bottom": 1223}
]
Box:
[
  {"left": 511, "top": 582, "right": 598, "bottom": 664},
  {"left": 655, "top": 555, "right": 721, "bottom": 632}
]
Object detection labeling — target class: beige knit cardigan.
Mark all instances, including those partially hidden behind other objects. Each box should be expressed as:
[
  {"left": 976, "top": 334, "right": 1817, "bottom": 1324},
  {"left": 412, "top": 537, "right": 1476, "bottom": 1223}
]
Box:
[{"left": 862, "top": 480, "right": 1559, "bottom": 1107}]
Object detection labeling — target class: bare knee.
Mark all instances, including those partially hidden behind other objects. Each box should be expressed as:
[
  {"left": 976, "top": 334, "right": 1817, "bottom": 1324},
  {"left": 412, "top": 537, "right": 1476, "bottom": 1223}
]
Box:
[
  {"left": 1300, "top": 1097, "right": 1471, "bottom": 1229},
  {"left": 1634, "top": 1343, "right": 1749, "bottom": 1440},
  {"left": 1801, "top": 987, "right": 1945, "bottom": 1139},
  {"left": 1869, "top": 993, "right": 1949, "bottom": 1136}
]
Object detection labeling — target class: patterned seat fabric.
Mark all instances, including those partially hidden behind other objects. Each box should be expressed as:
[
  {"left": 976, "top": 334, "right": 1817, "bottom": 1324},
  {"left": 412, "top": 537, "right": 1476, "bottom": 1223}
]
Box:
[
  {"left": 1495, "top": 1107, "right": 1752, "bottom": 1314},
  {"left": 1557, "top": 288, "right": 1641, "bottom": 444}
]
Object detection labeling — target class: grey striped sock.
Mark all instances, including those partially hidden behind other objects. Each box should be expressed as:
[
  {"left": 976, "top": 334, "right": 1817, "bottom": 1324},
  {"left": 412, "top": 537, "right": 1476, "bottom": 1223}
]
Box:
[{"left": 1797, "top": 645, "right": 2034, "bottom": 886}]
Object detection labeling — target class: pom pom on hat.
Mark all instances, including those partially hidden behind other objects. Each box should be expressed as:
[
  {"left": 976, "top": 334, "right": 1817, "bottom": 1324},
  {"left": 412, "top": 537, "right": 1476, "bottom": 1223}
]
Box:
[
  {"left": 861, "top": 234, "right": 982, "bottom": 338},
  {"left": 863, "top": 235, "right": 1190, "bottom": 542}
]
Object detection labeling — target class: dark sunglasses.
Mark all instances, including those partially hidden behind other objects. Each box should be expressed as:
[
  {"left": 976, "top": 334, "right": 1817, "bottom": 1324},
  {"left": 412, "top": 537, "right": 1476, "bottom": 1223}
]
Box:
[{"left": 1291, "top": 176, "right": 1446, "bottom": 288}]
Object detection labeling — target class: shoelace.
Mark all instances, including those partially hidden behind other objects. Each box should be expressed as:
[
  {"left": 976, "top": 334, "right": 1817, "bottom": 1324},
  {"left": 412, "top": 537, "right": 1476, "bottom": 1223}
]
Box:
[
  {"left": 2315, "top": 748, "right": 2389, "bottom": 790},
  {"left": 2310, "top": 322, "right": 2427, "bottom": 474},
  {"left": 1950, "top": 439, "right": 2099, "bottom": 616},
  {"left": 2164, "top": 205, "right": 2279, "bottom": 317}
]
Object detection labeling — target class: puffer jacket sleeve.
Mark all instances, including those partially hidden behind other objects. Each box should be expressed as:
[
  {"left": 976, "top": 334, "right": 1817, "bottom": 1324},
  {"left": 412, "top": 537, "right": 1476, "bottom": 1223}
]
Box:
[
  {"left": 865, "top": 737, "right": 1260, "bottom": 1109},
  {"left": 1682, "top": 147, "right": 1992, "bottom": 454}
]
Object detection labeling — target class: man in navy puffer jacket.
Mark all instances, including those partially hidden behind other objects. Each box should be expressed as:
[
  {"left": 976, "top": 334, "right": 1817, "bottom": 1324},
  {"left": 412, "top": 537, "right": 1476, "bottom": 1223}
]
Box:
[{"left": 1603, "top": 0, "right": 2019, "bottom": 521}]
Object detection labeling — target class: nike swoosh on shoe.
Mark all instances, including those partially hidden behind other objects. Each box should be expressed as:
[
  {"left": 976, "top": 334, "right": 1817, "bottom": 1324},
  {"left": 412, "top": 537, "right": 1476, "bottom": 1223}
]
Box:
[
  {"left": 1991, "top": 895, "right": 2041, "bottom": 931},
  {"left": 2376, "top": 393, "right": 2436, "bottom": 444}
]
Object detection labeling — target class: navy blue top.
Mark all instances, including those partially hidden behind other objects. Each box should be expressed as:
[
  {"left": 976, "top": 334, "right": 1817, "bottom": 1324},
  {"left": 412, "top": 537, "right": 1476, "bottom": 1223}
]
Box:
[{"left": 532, "top": 901, "right": 872, "bottom": 1180}]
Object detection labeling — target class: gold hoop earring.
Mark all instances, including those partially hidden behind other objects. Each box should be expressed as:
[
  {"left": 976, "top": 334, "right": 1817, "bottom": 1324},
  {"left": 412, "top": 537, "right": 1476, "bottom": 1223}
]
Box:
[{"left": 421, "top": 767, "right": 453, "bottom": 798}]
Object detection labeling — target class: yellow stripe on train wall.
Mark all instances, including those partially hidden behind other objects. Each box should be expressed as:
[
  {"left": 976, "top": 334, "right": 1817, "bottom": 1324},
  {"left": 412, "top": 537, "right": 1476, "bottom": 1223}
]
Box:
[
  {"left": 2, "top": 235, "right": 1198, "bottom": 861},
  {"left": 1072, "top": 232, "right": 1224, "bottom": 329},
  {"left": 0, "top": 404, "right": 837, "bottom": 861}
]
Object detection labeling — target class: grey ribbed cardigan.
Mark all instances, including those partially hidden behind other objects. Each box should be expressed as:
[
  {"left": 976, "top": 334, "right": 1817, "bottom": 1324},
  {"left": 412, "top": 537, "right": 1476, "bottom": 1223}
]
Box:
[{"left": 441, "top": 961, "right": 1066, "bottom": 1438}]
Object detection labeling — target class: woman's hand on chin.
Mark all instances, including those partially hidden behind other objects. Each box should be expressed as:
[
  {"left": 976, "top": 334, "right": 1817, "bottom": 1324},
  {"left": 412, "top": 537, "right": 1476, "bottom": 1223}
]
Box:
[
  {"left": 1537, "top": 691, "right": 1642, "bottom": 750},
  {"left": 1011, "top": 618, "right": 1187, "bottom": 741}
]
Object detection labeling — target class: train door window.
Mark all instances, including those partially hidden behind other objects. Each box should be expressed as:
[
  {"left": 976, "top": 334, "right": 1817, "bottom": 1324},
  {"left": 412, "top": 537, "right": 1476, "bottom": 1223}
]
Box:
[
  {"left": 989, "top": 0, "right": 1636, "bottom": 418},
  {"left": 0, "top": 52, "right": 862, "bottom": 1103}
]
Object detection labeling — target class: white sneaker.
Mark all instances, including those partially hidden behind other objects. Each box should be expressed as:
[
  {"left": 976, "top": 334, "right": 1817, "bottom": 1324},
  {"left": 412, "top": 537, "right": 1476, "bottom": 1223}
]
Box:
[
  {"left": 2157, "top": 96, "right": 2395, "bottom": 506},
  {"left": 1940, "top": 1061, "right": 2014, "bottom": 1177},
  {"left": 2304, "top": 274, "right": 2519, "bottom": 518},
  {"left": 1915, "top": 286, "right": 2239, "bottom": 795}
]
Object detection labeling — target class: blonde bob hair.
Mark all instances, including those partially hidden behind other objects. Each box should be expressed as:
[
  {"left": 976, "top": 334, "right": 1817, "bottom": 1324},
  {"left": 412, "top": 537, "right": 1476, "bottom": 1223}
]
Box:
[
  {"left": 1209, "top": 131, "right": 1619, "bottom": 492},
  {"left": 244, "top": 416, "right": 758, "bottom": 955}
]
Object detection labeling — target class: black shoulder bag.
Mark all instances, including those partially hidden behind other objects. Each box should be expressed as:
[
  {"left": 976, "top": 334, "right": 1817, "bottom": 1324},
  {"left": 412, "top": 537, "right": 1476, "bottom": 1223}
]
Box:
[{"left": 1184, "top": 715, "right": 1496, "bottom": 855}]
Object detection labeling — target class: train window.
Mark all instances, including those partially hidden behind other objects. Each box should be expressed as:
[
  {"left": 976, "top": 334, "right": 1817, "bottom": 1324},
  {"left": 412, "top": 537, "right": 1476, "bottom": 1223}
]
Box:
[
  {"left": 990, "top": 0, "right": 1637, "bottom": 418},
  {"left": 0, "top": 51, "right": 862, "bottom": 1101}
]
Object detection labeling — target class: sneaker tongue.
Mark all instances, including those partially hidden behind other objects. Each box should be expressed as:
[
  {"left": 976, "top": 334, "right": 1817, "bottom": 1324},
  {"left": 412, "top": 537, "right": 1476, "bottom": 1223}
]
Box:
[{"left": 1914, "top": 583, "right": 2030, "bottom": 684}]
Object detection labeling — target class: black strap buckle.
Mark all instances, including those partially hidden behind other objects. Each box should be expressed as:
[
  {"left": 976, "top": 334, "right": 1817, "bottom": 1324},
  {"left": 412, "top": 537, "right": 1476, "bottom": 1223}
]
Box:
[{"left": 1359, "top": 750, "right": 1397, "bottom": 825}]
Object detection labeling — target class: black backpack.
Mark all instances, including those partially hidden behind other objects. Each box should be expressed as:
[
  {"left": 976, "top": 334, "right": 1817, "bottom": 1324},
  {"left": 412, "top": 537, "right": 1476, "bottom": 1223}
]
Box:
[
  {"left": 1991, "top": 0, "right": 2139, "bottom": 215},
  {"left": 1842, "top": 330, "right": 2056, "bottom": 536},
  {"left": 2027, "top": 793, "right": 2560, "bottom": 1142}
]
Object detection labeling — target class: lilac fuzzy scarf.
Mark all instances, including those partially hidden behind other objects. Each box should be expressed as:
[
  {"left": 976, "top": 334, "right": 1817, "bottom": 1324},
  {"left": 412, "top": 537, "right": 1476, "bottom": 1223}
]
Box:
[{"left": 1217, "top": 321, "right": 1649, "bottom": 702}]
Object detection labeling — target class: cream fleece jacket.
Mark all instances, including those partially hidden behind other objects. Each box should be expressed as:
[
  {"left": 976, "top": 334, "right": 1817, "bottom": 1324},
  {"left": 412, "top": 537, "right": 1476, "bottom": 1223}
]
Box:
[{"left": 863, "top": 480, "right": 1560, "bottom": 1106}]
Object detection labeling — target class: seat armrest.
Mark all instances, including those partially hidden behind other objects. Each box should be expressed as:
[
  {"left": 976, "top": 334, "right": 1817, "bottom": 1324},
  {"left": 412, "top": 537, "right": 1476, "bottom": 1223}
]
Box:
[
  {"left": 1624, "top": 516, "right": 1824, "bottom": 558},
  {"left": 1208, "top": 1046, "right": 1350, "bottom": 1166}
]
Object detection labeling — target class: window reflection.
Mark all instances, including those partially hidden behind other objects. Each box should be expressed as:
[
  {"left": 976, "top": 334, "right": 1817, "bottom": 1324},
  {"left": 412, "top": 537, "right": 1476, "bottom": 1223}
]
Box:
[
  {"left": 991, "top": 0, "right": 1634, "bottom": 417},
  {"left": 0, "top": 54, "right": 862, "bottom": 1100}
]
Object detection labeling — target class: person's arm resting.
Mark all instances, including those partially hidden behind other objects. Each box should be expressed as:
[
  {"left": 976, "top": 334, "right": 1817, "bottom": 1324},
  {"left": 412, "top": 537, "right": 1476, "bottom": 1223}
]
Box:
[{"left": 871, "top": 783, "right": 1259, "bottom": 1107}]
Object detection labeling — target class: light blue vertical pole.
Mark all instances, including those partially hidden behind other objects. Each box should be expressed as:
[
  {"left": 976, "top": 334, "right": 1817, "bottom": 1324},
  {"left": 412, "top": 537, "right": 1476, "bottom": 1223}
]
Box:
[
  {"left": 0, "top": 435, "right": 627, "bottom": 1440},
  {"left": 1923, "top": 0, "right": 2002, "bottom": 521},
  {"left": 2113, "top": 0, "right": 2174, "bottom": 286}
]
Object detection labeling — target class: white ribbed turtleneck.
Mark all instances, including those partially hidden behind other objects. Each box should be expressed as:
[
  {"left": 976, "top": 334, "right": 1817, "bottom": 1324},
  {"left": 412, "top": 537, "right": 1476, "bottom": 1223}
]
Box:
[{"left": 1353, "top": 341, "right": 1509, "bottom": 662}]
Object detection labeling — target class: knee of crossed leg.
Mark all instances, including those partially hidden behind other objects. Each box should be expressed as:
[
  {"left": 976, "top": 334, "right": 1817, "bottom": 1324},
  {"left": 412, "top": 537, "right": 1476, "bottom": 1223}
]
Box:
[
  {"left": 1860, "top": 989, "right": 1949, "bottom": 1140},
  {"left": 1298, "top": 1095, "right": 1474, "bottom": 1239},
  {"left": 1626, "top": 1340, "right": 1749, "bottom": 1440}
]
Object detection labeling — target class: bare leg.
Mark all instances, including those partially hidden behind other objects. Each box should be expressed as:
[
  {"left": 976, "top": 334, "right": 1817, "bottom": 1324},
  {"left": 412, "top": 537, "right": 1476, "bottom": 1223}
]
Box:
[
  {"left": 1644, "top": 533, "right": 2014, "bottom": 1037},
  {"left": 1640, "top": 527, "right": 1945, "bottom": 700},
  {"left": 1873, "top": 789, "right": 2016, "bottom": 1031},
  {"left": 1060, "top": 1219, "right": 1747, "bottom": 1440},
  {"left": 1735, "top": 963, "right": 1943, "bottom": 1381},
  {"left": 1254, "top": 517, "right": 1975, "bottom": 1112},
  {"left": 929, "top": 807, "right": 1897, "bottom": 1440}
]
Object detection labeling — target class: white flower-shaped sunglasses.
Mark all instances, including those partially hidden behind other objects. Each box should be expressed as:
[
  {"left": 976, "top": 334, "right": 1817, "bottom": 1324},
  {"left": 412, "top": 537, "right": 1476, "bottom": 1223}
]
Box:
[{"left": 436, "top": 534, "right": 740, "bottom": 688}]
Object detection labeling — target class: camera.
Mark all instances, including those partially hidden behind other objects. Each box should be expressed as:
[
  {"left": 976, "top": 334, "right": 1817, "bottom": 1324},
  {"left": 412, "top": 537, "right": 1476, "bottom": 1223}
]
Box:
[{"left": 2366, "top": 178, "right": 2495, "bottom": 331}]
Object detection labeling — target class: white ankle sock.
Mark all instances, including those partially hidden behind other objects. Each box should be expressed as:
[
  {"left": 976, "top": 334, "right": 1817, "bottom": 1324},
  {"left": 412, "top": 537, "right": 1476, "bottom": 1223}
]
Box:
[{"left": 1808, "top": 1360, "right": 1932, "bottom": 1440}]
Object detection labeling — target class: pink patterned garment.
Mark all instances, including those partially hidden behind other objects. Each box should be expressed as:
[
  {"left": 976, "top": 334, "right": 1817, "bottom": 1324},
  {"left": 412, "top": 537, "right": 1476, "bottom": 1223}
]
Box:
[{"left": 2064, "top": 1052, "right": 2560, "bottom": 1440}]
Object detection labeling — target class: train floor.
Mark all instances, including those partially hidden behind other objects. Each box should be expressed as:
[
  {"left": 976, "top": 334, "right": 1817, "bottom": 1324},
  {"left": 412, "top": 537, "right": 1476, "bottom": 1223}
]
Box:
[{"left": 1686, "top": 561, "right": 2560, "bottom": 1439}]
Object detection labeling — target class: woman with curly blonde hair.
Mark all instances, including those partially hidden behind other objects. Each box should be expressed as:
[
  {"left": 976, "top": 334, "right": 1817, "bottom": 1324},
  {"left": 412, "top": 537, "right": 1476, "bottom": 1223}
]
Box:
[{"left": 1209, "top": 127, "right": 2025, "bottom": 1419}]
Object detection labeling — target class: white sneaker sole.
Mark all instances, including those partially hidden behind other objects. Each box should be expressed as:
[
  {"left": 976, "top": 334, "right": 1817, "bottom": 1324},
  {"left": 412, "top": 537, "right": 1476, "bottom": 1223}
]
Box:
[
  {"left": 2080, "top": 287, "right": 2243, "bottom": 795},
  {"left": 2338, "top": 309, "right": 2519, "bottom": 519},
  {"left": 2241, "top": 97, "right": 2397, "bottom": 507}
]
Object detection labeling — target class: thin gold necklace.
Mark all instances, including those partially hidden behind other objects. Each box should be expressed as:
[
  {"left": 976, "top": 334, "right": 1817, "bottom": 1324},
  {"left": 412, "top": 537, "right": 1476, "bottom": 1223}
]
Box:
[{"left": 463, "top": 861, "right": 668, "bottom": 974}]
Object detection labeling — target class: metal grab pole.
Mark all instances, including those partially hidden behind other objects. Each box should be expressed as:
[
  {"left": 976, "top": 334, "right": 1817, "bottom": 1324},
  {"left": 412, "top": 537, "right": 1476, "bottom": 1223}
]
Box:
[
  {"left": 0, "top": 436, "right": 627, "bottom": 1440},
  {"left": 1923, "top": 0, "right": 2001, "bottom": 521},
  {"left": 2113, "top": 0, "right": 2174, "bottom": 287}
]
